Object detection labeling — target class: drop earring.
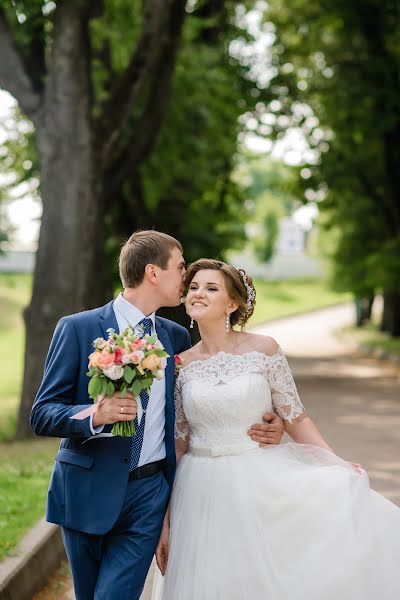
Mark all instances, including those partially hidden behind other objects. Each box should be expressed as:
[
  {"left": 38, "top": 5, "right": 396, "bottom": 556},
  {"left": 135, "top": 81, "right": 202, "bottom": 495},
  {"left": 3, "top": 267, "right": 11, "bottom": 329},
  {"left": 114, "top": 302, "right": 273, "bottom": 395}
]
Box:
[
  {"left": 190, "top": 317, "right": 194, "bottom": 329},
  {"left": 225, "top": 314, "right": 230, "bottom": 333}
]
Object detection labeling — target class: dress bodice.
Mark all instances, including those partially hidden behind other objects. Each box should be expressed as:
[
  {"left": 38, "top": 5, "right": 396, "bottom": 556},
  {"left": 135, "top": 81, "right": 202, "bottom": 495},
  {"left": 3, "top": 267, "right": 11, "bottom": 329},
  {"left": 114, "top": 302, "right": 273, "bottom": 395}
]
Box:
[{"left": 174, "top": 349, "right": 305, "bottom": 454}]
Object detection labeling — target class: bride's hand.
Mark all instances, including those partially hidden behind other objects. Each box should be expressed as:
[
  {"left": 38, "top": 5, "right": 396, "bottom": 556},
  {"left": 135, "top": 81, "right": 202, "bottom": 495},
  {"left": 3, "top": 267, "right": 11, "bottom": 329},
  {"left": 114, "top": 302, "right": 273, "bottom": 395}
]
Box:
[{"left": 156, "top": 517, "right": 170, "bottom": 575}]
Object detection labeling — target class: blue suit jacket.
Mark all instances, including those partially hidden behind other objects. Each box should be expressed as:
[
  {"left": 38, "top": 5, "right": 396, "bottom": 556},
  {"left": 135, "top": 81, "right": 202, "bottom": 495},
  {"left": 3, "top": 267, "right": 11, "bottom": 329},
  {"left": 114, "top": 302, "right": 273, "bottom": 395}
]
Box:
[{"left": 30, "top": 300, "right": 191, "bottom": 535}]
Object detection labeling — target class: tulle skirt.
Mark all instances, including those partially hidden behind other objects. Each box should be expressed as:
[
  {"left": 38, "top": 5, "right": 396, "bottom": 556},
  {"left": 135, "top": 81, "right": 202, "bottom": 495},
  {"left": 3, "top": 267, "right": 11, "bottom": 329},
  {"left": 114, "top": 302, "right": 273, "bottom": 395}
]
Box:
[{"left": 152, "top": 443, "right": 400, "bottom": 600}]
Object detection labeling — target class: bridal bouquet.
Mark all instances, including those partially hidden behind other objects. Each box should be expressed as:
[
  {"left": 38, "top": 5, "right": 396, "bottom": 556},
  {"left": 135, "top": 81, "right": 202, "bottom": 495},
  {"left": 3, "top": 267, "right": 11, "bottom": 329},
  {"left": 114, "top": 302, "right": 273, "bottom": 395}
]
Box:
[{"left": 87, "top": 326, "right": 169, "bottom": 436}]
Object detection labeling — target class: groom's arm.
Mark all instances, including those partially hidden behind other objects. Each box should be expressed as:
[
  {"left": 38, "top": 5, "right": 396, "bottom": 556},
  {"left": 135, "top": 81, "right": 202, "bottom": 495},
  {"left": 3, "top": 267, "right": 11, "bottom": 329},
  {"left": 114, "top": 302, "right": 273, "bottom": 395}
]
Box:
[
  {"left": 248, "top": 412, "right": 285, "bottom": 447},
  {"left": 30, "top": 317, "right": 96, "bottom": 439}
]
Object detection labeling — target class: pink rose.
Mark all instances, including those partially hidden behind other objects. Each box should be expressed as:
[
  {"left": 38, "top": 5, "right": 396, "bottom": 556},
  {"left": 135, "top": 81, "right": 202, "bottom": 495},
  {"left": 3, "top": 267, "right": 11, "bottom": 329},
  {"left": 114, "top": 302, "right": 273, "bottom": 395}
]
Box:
[
  {"left": 88, "top": 351, "right": 101, "bottom": 367},
  {"left": 114, "top": 347, "right": 124, "bottom": 365},
  {"left": 97, "top": 350, "right": 115, "bottom": 369}
]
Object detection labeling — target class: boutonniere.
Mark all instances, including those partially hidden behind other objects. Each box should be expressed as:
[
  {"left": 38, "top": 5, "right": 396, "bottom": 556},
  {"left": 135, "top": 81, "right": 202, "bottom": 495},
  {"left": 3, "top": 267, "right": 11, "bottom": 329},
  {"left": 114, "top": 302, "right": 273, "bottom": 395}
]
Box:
[{"left": 174, "top": 354, "right": 184, "bottom": 376}]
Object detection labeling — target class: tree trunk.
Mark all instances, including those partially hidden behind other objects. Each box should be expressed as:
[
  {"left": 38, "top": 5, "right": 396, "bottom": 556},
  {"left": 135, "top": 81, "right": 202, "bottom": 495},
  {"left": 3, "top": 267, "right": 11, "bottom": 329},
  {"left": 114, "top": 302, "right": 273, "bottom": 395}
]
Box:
[
  {"left": 16, "top": 6, "right": 103, "bottom": 438},
  {"left": 380, "top": 292, "right": 400, "bottom": 337},
  {"left": 355, "top": 295, "right": 374, "bottom": 327},
  {"left": 13, "top": 0, "right": 188, "bottom": 437}
]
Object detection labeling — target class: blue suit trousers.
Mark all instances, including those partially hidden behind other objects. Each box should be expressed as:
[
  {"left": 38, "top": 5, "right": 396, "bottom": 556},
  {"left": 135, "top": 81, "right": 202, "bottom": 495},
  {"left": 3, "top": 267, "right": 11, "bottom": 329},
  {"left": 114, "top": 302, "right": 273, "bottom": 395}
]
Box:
[{"left": 62, "top": 471, "right": 170, "bottom": 600}]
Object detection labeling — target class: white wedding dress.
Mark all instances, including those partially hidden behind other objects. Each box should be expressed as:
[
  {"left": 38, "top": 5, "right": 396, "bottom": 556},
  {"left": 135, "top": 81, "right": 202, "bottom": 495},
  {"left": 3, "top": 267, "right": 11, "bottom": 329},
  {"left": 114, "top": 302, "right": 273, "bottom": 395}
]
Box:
[{"left": 152, "top": 349, "right": 400, "bottom": 600}]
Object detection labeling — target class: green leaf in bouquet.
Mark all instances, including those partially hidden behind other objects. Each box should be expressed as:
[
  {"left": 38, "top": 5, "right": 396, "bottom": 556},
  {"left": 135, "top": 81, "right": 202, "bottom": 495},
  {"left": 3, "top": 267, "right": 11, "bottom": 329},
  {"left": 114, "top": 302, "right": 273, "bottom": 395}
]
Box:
[
  {"left": 106, "top": 381, "right": 115, "bottom": 397},
  {"left": 124, "top": 365, "right": 135, "bottom": 384},
  {"left": 100, "top": 378, "right": 108, "bottom": 397},
  {"left": 130, "top": 380, "right": 143, "bottom": 395},
  {"left": 88, "top": 376, "right": 102, "bottom": 400},
  {"left": 115, "top": 334, "right": 125, "bottom": 348},
  {"left": 141, "top": 376, "right": 153, "bottom": 388},
  {"left": 86, "top": 366, "right": 96, "bottom": 377},
  {"left": 154, "top": 349, "right": 168, "bottom": 357},
  {"left": 119, "top": 383, "right": 127, "bottom": 398},
  {"left": 146, "top": 334, "right": 157, "bottom": 344}
]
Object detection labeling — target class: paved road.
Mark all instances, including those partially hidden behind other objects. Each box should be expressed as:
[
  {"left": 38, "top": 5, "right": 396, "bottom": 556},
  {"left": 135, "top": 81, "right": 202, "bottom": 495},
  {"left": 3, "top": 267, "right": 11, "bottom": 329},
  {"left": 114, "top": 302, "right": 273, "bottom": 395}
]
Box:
[{"left": 38, "top": 303, "right": 400, "bottom": 599}]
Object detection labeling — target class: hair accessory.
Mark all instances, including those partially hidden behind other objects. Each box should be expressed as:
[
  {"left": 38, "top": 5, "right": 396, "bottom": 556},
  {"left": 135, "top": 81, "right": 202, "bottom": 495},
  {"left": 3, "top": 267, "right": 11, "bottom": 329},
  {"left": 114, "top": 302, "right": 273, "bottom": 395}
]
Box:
[{"left": 237, "top": 268, "right": 256, "bottom": 316}]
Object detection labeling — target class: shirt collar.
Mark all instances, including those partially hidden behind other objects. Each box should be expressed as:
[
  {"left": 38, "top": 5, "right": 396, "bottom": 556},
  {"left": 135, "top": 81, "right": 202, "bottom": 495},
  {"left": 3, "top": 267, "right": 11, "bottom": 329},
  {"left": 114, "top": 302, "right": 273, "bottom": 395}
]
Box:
[{"left": 113, "top": 292, "right": 155, "bottom": 330}]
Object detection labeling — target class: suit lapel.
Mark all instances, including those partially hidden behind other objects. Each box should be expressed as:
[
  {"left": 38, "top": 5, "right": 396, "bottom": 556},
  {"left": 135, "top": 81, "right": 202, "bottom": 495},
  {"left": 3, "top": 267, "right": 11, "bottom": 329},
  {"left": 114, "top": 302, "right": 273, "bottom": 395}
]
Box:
[
  {"left": 155, "top": 318, "right": 175, "bottom": 403},
  {"left": 99, "top": 300, "right": 119, "bottom": 338},
  {"left": 155, "top": 318, "right": 176, "bottom": 463}
]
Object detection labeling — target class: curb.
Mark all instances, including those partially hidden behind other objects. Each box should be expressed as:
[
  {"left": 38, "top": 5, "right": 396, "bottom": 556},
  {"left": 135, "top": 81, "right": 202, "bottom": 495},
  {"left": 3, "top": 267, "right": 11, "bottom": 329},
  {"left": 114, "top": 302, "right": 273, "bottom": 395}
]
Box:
[{"left": 0, "top": 519, "right": 66, "bottom": 600}]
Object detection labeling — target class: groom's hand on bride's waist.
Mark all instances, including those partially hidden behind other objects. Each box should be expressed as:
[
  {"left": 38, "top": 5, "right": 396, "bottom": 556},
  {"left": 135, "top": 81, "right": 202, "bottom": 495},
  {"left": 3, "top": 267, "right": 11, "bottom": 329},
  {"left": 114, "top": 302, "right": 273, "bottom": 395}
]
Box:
[
  {"left": 247, "top": 412, "right": 285, "bottom": 447},
  {"left": 92, "top": 392, "right": 137, "bottom": 428}
]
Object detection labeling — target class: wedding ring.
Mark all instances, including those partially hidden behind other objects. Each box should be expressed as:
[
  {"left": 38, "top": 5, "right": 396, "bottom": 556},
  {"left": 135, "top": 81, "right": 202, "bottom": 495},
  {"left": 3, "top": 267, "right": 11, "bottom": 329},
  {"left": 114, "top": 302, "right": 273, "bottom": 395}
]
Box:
[{"left": 120, "top": 407, "right": 124, "bottom": 414}]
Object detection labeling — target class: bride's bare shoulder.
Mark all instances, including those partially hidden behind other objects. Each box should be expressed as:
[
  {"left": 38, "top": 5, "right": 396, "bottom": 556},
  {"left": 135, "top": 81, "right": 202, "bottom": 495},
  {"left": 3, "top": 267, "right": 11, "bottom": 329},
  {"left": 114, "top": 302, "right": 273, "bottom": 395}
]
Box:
[
  {"left": 238, "top": 332, "right": 280, "bottom": 357},
  {"left": 177, "top": 344, "right": 202, "bottom": 366}
]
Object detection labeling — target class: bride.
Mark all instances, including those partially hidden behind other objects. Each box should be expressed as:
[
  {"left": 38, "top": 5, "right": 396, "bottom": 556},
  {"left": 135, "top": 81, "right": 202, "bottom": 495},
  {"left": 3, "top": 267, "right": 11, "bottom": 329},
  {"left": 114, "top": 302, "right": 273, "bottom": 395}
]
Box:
[{"left": 152, "top": 258, "right": 400, "bottom": 600}]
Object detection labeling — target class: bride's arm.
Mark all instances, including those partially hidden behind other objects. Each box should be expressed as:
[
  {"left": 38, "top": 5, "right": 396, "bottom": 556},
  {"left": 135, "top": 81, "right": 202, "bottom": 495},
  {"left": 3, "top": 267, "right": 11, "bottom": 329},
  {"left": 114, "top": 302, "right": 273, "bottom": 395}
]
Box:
[
  {"left": 285, "top": 413, "right": 362, "bottom": 471},
  {"left": 156, "top": 504, "right": 171, "bottom": 575},
  {"left": 267, "top": 344, "right": 363, "bottom": 471},
  {"left": 284, "top": 415, "right": 334, "bottom": 453},
  {"left": 174, "top": 376, "right": 190, "bottom": 463},
  {"left": 266, "top": 345, "right": 334, "bottom": 452}
]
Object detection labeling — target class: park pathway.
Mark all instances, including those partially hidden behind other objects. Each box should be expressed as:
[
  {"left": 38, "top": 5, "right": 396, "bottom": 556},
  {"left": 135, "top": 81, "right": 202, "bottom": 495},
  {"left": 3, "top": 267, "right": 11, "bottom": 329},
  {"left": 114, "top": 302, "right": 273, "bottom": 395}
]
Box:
[{"left": 36, "top": 303, "right": 400, "bottom": 600}]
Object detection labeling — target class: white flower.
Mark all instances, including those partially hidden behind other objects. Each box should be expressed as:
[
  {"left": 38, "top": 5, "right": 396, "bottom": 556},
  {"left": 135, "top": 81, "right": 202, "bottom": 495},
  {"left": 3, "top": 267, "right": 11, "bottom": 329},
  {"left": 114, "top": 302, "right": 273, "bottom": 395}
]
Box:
[
  {"left": 155, "top": 369, "right": 164, "bottom": 380},
  {"left": 93, "top": 337, "right": 104, "bottom": 349},
  {"left": 122, "top": 354, "right": 132, "bottom": 365},
  {"left": 159, "top": 357, "right": 167, "bottom": 369},
  {"left": 103, "top": 365, "right": 124, "bottom": 381},
  {"left": 130, "top": 350, "right": 145, "bottom": 364}
]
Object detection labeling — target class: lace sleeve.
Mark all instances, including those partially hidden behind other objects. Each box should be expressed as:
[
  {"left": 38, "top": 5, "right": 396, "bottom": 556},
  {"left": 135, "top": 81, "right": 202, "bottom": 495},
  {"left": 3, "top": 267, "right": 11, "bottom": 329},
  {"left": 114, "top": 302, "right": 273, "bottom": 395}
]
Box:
[
  {"left": 174, "top": 377, "right": 190, "bottom": 441},
  {"left": 266, "top": 349, "right": 306, "bottom": 423}
]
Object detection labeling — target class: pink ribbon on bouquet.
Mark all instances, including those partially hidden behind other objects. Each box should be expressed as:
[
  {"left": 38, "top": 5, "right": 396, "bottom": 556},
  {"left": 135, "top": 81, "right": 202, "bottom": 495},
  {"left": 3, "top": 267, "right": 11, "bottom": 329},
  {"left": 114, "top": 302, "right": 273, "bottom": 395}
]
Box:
[
  {"left": 70, "top": 394, "right": 106, "bottom": 420},
  {"left": 70, "top": 394, "right": 143, "bottom": 426}
]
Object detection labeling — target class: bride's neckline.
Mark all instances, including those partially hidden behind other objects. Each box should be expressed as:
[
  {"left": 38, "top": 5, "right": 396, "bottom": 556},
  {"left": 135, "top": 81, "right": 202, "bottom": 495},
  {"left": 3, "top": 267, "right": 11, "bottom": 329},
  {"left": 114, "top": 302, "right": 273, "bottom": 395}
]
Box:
[{"left": 179, "top": 348, "right": 282, "bottom": 372}]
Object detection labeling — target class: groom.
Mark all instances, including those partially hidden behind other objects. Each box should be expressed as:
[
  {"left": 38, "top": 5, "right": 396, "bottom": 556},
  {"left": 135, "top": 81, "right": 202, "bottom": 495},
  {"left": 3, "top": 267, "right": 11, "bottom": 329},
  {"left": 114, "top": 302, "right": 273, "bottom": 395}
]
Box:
[{"left": 31, "top": 230, "right": 284, "bottom": 599}]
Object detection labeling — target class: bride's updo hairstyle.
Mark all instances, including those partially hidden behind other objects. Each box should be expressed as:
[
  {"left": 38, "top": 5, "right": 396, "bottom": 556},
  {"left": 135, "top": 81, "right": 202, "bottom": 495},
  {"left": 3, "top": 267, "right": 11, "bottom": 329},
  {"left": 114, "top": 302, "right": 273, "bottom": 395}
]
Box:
[{"left": 185, "top": 259, "right": 256, "bottom": 328}]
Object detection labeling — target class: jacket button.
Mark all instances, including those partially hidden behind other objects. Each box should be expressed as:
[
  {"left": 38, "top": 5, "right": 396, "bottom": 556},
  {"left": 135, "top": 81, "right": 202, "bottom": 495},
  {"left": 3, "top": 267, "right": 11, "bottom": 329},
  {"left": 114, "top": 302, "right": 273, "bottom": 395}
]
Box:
[{"left": 123, "top": 457, "right": 129, "bottom": 464}]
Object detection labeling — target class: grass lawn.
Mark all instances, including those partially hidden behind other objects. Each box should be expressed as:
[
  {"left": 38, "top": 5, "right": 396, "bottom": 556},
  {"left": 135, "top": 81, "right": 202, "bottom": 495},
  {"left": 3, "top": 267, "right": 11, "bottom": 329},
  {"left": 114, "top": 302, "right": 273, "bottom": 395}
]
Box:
[
  {"left": 0, "top": 272, "right": 351, "bottom": 559},
  {"left": 340, "top": 322, "right": 400, "bottom": 360},
  {"left": 0, "top": 438, "right": 59, "bottom": 559},
  {"left": 251, "top": 278, "right": 352, "bottom": 326},
  {"left": 0, "top": 273, "right": 31, "bottom": 442}
]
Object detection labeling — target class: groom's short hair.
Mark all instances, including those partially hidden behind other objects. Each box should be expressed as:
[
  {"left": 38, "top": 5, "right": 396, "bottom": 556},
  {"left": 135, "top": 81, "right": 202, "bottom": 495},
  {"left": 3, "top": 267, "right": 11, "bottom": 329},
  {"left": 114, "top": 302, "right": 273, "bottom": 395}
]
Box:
[{"left": 119, "top": 230, "right": 183, "bottom": 288}]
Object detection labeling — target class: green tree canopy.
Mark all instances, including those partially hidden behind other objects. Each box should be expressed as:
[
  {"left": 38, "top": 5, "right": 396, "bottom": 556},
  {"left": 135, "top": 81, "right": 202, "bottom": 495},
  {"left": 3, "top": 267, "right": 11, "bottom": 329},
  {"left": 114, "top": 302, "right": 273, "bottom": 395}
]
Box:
[{"left": 259, "top": 0, "right": 400, "bottom": 334}]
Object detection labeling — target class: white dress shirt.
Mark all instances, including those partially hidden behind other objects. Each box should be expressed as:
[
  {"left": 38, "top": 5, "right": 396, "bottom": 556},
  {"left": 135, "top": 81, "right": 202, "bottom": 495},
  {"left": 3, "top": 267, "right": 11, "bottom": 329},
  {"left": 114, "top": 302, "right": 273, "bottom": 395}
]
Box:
[{"left": 90, "top": 293, "right": 167, "bottom": 467}]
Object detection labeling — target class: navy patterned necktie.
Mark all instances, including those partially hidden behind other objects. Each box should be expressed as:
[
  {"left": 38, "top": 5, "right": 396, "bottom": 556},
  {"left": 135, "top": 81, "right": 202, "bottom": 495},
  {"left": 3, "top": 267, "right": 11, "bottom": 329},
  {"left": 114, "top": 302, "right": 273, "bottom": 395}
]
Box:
[{"left": 130, "top": 318, "right": 153, "bottom": 470}]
